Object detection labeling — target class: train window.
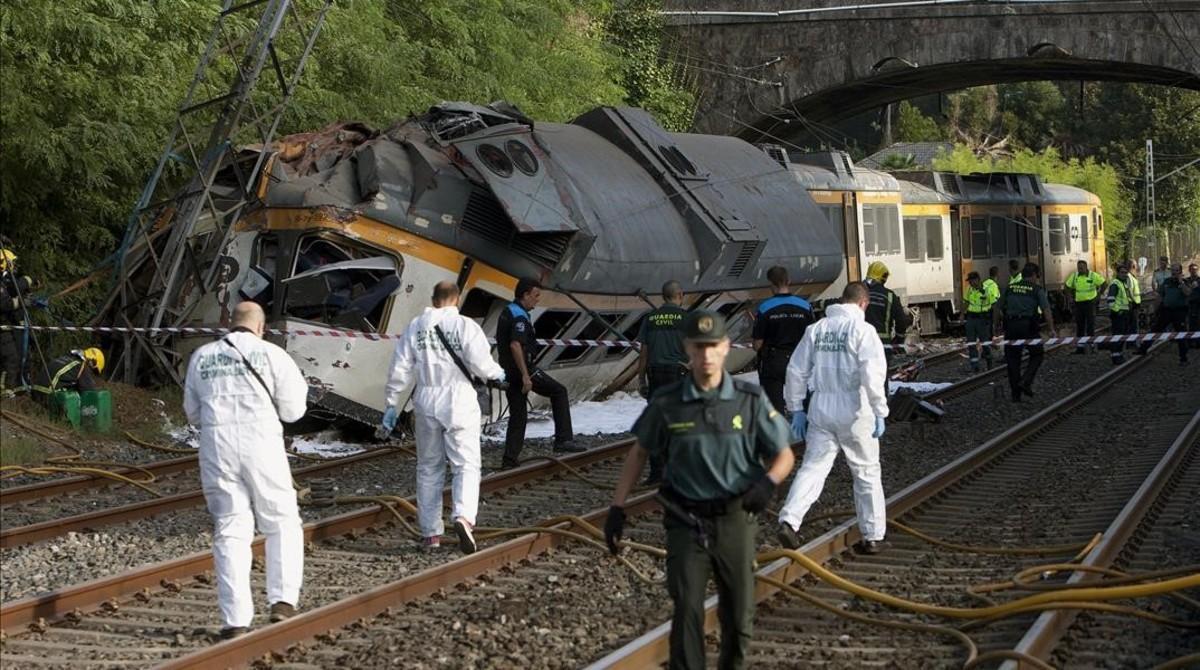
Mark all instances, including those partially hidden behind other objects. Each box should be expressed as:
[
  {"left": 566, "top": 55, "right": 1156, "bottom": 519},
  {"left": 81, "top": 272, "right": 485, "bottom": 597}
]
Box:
[
  {"left": 822, "top": 204, "right": 843, "bottom": 230},
  {"left": 886, "top": 207, "right": 901, "bottom": 254},
  {"left": 556, "top": 312, "right": 623, "bottom": 363},
  {"left": 990, "top": 216, "right": 1007, "bottom": 257},
  {"left": 505, "top": 140, "right": 538, "bottom": 176},
  {"left": 1080, "top": 216, "right": 1089, "bottom": 253},
  {"left": 282, "top": 236, "right": 402, "bottom": 332},
  {"left": 1007, "top": 219, "right": 1028, "bottom": 257},
  {"left": 605, "top": 312, "right": 646, "bottom": 359},
  {"left": 1048, "top": 215, "right": 1068, "bottom": 255},
  {"left": 460, "top": 288, "right": 503, "bottom": 319},
  {"left": 960, "top": 217, "right": 972, "bottom": 259},
  {"left": 925, "top": 219, "right": 944, "bottom": 260},
  {"left": 971, "top": 217, "right": 990, "bottom": 259},
  {"left": 862, "top": 207, "right": 878, "bottom": 256},
  {"left": 903, "top": 218, "right": 923, "bottom": 262},
  {"left": 476, "top": 144, "right": 513, "bottom": 177},
  {"left": 533, "top": 310, "right": 577, "bottom": 359}
]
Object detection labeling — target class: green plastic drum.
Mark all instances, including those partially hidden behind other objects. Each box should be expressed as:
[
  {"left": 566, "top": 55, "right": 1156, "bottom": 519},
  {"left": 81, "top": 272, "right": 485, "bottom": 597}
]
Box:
[
  {"left": 80, "top": 389, "right": 112, "bottom": 433},
  {"left": 52, "top": 390, "right": 81, "bottom": 429}
]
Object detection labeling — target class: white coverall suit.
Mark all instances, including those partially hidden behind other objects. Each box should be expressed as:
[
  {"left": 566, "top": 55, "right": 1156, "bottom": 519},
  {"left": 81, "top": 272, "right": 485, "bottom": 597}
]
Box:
[
  {"left": 778, "top": 303, "right": 890, "bottom": 542},
  {"left": 183, "top": 330, "right": 308, "bottom": 629},
  {"left": 384, "top": 306, "right": 504, "bottom": 538}
]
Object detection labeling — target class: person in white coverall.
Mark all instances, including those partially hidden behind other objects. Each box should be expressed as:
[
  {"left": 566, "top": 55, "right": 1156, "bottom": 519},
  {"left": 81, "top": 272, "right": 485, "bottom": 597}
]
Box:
[
  {"left": 380, "top": 281, "right": 505, "bottom": 554},
  {"left": 776, "top": 282, "right": 891, "bottom": 555},
  {"left": 183, "top": 301, "right": 308, "bottom": 639}
]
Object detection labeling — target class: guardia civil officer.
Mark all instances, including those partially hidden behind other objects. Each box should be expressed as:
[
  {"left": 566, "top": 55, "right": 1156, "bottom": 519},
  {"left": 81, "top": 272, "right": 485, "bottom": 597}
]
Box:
[
  {"left": 777, "top": 282, "right": 890, "bottom": 555},
  {"left": 606, "top": 310, "right": 794, "bottom": 670},
  {"left": 752, "top": 266, "right": 815, "bottom": 414},
  {"left": 995, "top": 263, "right": 1055, "bottom": 402},
  {"left": 380, "top": 281, "right": 506, "bottom": 553},
  {"left": 635, "top": 279, "right": 688, "bottom": 484},
  {"left": 962, "top": 272, "right": 996, "bottom": 372},
  {"left": 1064, "top": 259, "right": 1106, "bottom": 354},
  {"left": 498, "top": 278, "right": 581, "bottom": 468},
  {"left": 184, "top": 302, "right": 308, "bottom": 638}
]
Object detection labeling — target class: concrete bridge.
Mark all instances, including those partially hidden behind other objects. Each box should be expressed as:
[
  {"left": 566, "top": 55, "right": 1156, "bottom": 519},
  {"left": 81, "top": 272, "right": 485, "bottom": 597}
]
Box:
[{"left": 661, "top": 0, "right": 1200, "bottom": 140}]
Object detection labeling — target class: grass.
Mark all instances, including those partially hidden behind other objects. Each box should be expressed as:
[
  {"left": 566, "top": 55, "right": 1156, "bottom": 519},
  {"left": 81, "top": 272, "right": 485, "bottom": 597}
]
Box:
[{"left": 0, "top": 434, "right": 46, "bottom": 466}]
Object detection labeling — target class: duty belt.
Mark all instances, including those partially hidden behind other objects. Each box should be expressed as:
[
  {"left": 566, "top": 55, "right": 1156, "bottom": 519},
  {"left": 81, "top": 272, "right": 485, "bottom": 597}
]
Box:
[{"left": 659, "top": 486, "right": 731, "bottom": 518}]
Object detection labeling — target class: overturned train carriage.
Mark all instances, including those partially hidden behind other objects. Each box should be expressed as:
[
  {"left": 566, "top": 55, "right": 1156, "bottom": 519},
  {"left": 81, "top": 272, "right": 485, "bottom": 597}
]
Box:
[{"left": 176, "top": 103, "right": 843, "bottom": 424}]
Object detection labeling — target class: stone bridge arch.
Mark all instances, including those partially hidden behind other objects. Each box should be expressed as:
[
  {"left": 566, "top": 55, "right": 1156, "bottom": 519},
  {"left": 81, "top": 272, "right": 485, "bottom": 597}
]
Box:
[{"left": 663, "top": 0, "right": 1200, "bottom": 139}]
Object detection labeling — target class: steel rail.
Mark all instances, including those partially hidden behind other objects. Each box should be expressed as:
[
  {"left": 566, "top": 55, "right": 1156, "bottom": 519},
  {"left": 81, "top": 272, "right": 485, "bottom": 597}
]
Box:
[
  {"left": 588, "top": 346, "right": 1162, "bottom": 668},
  {"left": 0, "top": 439, "right": 633, "bottom": 632},
  {"left": 0, "top": 447, "right": 404, "bottom": 549},
  {"left": 997, "top": 407, "right": 1200, "bottom": 668},
  {"left": 923, "top": 338, "right": 1079, "bottom": 402},
  {"left": 0, "top": 454, "right": 198, "bottom": 505},
  {"left": 156, "top": 490, "right": 659, "bottom": 669}
]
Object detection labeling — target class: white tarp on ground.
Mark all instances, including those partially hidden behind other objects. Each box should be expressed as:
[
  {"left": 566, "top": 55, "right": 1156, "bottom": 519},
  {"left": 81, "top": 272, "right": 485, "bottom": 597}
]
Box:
[{"left": 485, "top": 391, "right": 649, "bottom": 441}]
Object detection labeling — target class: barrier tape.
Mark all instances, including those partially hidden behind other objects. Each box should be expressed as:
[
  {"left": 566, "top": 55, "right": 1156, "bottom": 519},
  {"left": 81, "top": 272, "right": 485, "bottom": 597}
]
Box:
[{"left": 3, "top": 324, "right": 1200, "bottom": 351}]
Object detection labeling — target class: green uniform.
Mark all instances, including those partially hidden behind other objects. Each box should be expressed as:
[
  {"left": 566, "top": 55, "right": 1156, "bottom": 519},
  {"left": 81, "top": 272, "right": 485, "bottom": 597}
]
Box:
[
  {"left": 998, "top": 279, "right": 1051, "bottom": 400},
  {"left": 639, "top": 303, "right": 688, "bottom": 392},
  {"left": 633, "top": 373, "right": 790, "bottom": 670}
]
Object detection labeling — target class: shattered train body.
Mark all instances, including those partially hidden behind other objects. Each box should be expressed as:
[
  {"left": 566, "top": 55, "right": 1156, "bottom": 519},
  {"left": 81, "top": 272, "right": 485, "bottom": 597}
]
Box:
[{"left": 176, "top": 103, "right": 843, "bottom": 424}]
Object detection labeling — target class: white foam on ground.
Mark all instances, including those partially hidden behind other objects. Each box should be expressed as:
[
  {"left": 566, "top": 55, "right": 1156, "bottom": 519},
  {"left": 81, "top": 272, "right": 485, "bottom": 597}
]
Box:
[
  {"left": 889, "top": 381, "right": 953, "bottom": 396},
  {"left": 290, "top": 430, "right": 367, "bottom": 458}
]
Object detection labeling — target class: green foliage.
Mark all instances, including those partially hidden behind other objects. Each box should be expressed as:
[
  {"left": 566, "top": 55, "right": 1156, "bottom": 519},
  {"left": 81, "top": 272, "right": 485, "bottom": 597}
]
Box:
[
  {"left": 877, "top": 153, "right": 918, "bottom": 171},
  {"left": 894, "top": 101, "right": 941, "bottom": 143},
  {"left": 933, "top": 145, "right": 1133, "bottom": 244},
  {"left": 0, "top": 0, "right": 694, "bottom": 334}
]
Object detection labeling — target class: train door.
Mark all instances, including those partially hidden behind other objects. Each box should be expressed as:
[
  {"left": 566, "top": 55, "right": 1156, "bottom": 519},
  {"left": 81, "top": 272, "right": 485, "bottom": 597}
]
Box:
[
  {"left": 949, "top": 204, "right": 963, "bottom": 311},
  {"left": 843, "top": 192, "right": 861, "bottom": 281},
  {"left": 1033, "top": 206, "right": 1046, "bottom": 272}
]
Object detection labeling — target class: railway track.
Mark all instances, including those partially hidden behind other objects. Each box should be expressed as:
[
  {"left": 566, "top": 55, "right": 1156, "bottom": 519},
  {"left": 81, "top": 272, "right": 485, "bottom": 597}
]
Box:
[
  {"left": 0, "top": 440, "right": 645, "bottom": 668},
  {"left": 0, "top": 447, "right": 409, "bottom": 549},
  {"left": 589, "top": 344, "right": 1197, "bottom": 668}
]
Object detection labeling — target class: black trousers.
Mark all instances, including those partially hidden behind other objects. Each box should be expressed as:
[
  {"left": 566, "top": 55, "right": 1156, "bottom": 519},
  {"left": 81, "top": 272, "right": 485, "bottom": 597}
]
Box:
[
  {"left": 1109, "top": 310, "right": 1136, "bottom": 360},
  {"left": 1073, "top": 299, "right": 1097, "bottom": 350},
  {"left": 502, "top": 368, "right": 573, "bottom": 465},
  {"left": 1147, "top": 306, "right": 1190, "bottom": 361},
  {"left": 0, "top": 328, "right": 25, "bottom": 389},
  {"left": 646, "top": 365, "right": 687, "bottom": 480},
  {"left": 757, "top": 347, "right": 793, "bottom": 415},
  {"left": 1004, "top": 317, "right": 1044, "bottom": 395}
]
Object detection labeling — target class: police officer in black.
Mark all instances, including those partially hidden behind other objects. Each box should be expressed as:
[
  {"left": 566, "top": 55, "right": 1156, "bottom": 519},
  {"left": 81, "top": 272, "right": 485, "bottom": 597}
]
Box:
[
  {"left": 606, "top": 309, "right": 794, "bottom": 670},
  {"left": 995, "top": 262, "right": 1056, "bottom": 402},
  {"left": 753, "top": 266, "right": 815, "bottom": 414},
  {"left": 497, "top": 278, "right": 581, "bottom": 468},
  {"left": 635, "top": 280, "right": 689, "bottom": 484}
]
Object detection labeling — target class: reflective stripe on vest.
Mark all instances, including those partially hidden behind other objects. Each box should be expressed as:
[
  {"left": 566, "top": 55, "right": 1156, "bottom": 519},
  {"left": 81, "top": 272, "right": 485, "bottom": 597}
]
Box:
[
  {"left": 31, "top": 359, "right": 81, "bottom": 395},
  {"left": 878, "top": 291, "right": 894, "bottom": 336},
  {"left": 1110, "top": 277, "right": 1135, "bottom": 313}
]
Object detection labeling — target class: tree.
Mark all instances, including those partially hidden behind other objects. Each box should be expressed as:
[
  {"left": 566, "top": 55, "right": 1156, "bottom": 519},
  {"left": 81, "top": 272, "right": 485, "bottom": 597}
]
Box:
[
  {"left": 0, "top": 0, "right": 695, "bottom": 323},
  {"left": 894, "top": 101, "right": 941, "bottom": 143}
]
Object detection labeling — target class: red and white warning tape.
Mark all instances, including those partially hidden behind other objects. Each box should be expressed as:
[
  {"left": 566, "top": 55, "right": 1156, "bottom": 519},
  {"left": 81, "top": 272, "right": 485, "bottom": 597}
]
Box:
[{"left": 3, "top": 325, "right": 1199, "bottom": 351}]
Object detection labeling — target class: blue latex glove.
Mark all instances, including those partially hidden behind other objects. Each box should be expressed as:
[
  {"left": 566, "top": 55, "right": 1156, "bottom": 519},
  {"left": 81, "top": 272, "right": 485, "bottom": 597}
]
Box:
[
  {"left": 381, "top": 406, "right": 398, "bottom": 432},
  {"left": 496, "top": 369, "right": 506, "bottom": 384},
  {"left": 789, "top": 410, "right": 808, "bottom": 442},
  {"left": 871, "top": 415, "right": 886, "bottom": 439}
]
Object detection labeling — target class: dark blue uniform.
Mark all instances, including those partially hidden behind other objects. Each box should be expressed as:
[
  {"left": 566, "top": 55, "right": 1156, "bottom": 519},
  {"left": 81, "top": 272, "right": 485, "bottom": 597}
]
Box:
[
  {"left": 496, "top": 302, "right": 573, "bottom": 466},
  {"left": 752, "top": 294, "right": 814, "bottom": 413}
]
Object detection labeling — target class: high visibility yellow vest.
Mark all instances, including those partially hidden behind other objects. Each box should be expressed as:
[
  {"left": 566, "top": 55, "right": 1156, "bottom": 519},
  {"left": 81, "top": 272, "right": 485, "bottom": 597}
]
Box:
[
  {"left": 965, "top": 286, "right": 991, "bottom": 313},
  {"left": 982, "top": 278, "right": 1000, "bottom": 304},
  {"left": 1065, "top": 270, "right": 1104, "bottom": 302},
  {"left": 1110, "top": 277, "right": 1140, "bottom": 313}
]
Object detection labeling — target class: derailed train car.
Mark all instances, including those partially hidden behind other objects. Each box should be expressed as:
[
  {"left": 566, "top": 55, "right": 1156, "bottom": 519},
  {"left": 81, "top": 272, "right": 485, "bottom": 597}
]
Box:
[{"left": 175, "top": 103, "right": 844, "bottom": 423}]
